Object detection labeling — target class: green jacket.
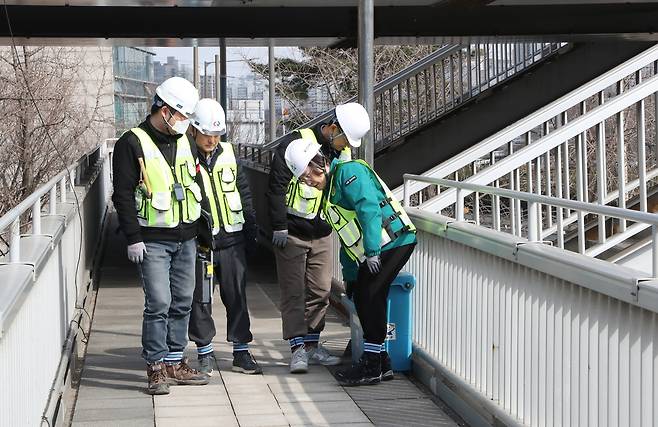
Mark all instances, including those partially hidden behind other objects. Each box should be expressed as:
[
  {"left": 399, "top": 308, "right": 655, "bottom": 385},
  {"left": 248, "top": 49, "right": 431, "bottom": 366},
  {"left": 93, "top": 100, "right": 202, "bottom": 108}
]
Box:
[{"left": 327, "top": 158, "right": 416, "bottom": 281}]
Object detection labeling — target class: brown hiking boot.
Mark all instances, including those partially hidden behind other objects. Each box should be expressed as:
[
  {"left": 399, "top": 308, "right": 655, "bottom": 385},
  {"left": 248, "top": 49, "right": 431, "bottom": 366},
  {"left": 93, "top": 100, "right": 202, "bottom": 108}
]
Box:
[
  {"left": 165, "top": 357, "right": 210, "bottom": 385},
  {"left": 146, "top": 362, "right": 170, "bottom": 395}
]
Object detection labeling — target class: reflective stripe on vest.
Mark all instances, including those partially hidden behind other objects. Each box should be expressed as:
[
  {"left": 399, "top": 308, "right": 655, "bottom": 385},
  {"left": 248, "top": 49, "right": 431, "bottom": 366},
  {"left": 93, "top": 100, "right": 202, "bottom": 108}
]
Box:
[
  {"left": 132, "top": 127, "right": 202, "bottom": 228},
  {"left": 285, "top": 128, "right": 324, "bottom": 219},
  {"left": 323, "top": 159, "right": 416, "bottom": 263},
  {"left": 199, "top": 142, "right": 245, "bottom": 234}
]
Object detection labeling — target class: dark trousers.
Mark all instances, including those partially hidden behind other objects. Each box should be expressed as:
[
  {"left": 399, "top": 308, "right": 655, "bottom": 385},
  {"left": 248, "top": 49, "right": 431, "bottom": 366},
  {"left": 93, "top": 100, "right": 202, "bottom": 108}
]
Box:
[
  {"left": 353, "top": 243, "right": 416, "bottom": 344},
  {"left": 188, "top": 242, "right": 253, "bottom": 348}
]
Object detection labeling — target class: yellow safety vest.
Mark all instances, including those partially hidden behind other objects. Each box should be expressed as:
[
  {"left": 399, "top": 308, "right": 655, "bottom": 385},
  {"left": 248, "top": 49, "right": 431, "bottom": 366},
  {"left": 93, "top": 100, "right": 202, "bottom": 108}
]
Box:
[
  {"left": 198, "top": 142, "right": 245, "bottom": 235},
  {"left": 285, "top": 128, "right": 351, "bottom": 219},
  {"left": 322, "top": 159, "right": 415, "bottom": 263},
  {"left": 132, "top": 127, "right": 202, "bottom": 228}
]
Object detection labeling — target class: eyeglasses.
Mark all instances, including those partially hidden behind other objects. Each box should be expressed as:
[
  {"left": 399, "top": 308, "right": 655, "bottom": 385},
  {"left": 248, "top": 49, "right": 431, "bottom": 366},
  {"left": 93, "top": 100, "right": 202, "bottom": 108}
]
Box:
[{"left": 299, "top": 165, "right": 324, "bottom": 186}]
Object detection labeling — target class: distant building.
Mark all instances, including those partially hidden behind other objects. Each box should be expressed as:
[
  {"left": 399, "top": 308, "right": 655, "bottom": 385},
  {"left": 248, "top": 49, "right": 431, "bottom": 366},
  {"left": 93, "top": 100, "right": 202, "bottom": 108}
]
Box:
[
  {"left": 153, "top": 56, "right": 192, "bottom": 84},
  {"left": 227, "top": 99, "right": 265, "bottom": 145},
  {"left": 113, "top": 47, "right": 157, "bottom": 136}
]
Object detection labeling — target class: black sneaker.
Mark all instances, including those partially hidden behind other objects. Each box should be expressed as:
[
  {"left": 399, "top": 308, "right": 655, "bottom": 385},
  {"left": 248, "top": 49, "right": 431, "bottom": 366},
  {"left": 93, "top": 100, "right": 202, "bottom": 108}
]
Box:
[
  {"left": 232, "top": 351, "right": 262, "bottom": 374},
  {"left": 380, "top": 351, "right": 394, "bottom": 381},
  {"left": 198, "top": 355, "right": 216, "bottom": 376},
  {"left": 335, "top": 352, "right": 382, "bottom": 387}
]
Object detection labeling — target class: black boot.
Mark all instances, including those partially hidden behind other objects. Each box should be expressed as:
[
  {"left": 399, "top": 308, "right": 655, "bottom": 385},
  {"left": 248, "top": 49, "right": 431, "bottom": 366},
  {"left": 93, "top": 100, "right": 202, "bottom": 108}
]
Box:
[
  {"left": 335, "top": 351, "right": 382, "bottom": 387},
  {"left": 380, "top": 351, "right": 394, "bottom": 381}
]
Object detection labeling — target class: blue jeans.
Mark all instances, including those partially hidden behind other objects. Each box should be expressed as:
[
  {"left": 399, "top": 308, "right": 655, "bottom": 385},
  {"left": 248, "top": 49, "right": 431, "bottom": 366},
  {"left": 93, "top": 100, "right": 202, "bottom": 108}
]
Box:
[{"left": 138, "top": 239, "right": 197, "bottom": 363}]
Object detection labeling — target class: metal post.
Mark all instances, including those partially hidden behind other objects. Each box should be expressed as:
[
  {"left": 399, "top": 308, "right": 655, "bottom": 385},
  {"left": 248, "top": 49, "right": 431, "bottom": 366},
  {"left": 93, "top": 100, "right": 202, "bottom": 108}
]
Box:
[
  {"left": 269, "top": 39, "right": 277, "bottom": 143},
  {"left": 597, "top": 91, "right": 606, "bottom": 243},
  {"left": 220, "top": 39, "right": 228, "bottom": 141},
  {"left": 358, "top": 0, "right": 375, "bottom": 165},
  {"left": 60, "top": 178, "right": 67, "bottom": 203},
  {"left": 32, "top": 197, "right": 41, "bottom": 235},
  {"left": 203, "top": 61, "right": 212, "bottom": 97},
  {"left": 9, "top": 218, "right": 20, "bottom": 263},
  {"left": 528, "top": 201, "right": 539, "bottom": 242},
  {"left": 617, "top": 81, "right": 627, "bottom": 232},
  {"left": 456, "top": 188, "right": 464, "bottom": 222},
  {"left": 653, "top": 224, "right": 658, "bottom": 277},
  {"left": 193, "top": 47, "right": 199, "bottom": 89},
  {"left": 215, "top": 54, "right": 220, "bottom": 103},
  {"left": 403, "top": 177, "right": 411, "bottom": 208},
  {"left": 49, "top": 186, "right": 57, "bottom": 215}
]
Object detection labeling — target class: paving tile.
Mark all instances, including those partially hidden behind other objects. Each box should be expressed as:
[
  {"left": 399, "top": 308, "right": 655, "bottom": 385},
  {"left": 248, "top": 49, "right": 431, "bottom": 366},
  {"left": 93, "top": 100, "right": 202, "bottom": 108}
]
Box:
[
  {"left": 74, "top": 419, "right": 153, "bottom": 427},
  {"left": 236, "top": 413, "right": 289, "bottom": 427},
  {"left": 156, "top": 404, "right": 235, "bottom": 418},
  {"left": 74, "top": 396, "right": 152, "bottom": 410},
  {"left": 223, "top": 383, "right": 272, "bottom": 394},
  {"left": 272, "top": 391, "right": 353, "bottom": 403},
  {"left": 231, "top": 403, "right": 284, "bottom": 416},
  {"left": 166, "top": 384, "right": 227, "bottom": 398},
  {"left": 156, "top": 415, "right": 238, "bottom": 427},
  {"left": 73, "top": 406, "right": 153, "bottom": 422},
  {"left": 268, "top": 382, "right": 342, "bottom": 393},
  {"left": 154, "top": 393, "right": 231, "bottom": 407}
]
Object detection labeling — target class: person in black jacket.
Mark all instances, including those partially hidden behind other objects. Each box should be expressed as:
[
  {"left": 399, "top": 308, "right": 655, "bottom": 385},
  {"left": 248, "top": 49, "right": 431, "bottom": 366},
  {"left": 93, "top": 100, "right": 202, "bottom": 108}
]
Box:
[
  {"left": 186, "top": 99, "right": 261, "bottom": 376},
  {"left": 112, "top": 77, "right": 210, "bottom": 395},
  {"left": 266, "top": 102, "right": 371, "bottom": 373}
]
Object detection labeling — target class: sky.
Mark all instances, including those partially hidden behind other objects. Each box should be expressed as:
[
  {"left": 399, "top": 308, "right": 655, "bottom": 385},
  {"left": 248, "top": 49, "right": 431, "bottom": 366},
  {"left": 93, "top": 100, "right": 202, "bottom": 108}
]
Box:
[{"left": 152, "top": 46, "right": 302, "bottom": 79}]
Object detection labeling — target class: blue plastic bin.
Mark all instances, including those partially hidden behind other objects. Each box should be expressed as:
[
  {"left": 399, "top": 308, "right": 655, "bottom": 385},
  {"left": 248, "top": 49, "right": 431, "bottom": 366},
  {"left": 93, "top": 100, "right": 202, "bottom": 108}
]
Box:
[
  {"left": 384, "top": 271, "right": 415, "bottom": 372},
  {"left": 341, "top": 271, "right": 416, "bottom": 372}
]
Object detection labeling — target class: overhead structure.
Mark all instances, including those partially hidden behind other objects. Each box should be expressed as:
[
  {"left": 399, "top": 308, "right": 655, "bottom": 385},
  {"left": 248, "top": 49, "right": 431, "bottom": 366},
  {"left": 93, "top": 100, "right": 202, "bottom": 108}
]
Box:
[{"left": 1, "top": 1, "right": 658, "bottom": 46}]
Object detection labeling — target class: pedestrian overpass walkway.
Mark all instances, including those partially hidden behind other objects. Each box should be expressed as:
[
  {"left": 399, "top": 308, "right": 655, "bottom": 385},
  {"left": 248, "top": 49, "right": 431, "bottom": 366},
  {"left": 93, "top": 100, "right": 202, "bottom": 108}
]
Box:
[{"left": 71, "top": 213, "right": 459, "bottom": 427}]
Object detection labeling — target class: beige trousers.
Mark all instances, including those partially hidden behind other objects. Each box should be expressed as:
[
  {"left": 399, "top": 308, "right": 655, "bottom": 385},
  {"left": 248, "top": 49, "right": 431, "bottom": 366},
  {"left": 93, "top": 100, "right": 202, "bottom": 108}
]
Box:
[{"left": 274, "top": 233, "right": 333, "bottom": 340}]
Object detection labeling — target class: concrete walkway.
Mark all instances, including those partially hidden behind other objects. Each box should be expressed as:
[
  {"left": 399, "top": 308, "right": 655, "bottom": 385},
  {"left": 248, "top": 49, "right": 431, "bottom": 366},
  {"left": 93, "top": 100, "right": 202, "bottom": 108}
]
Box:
[{"left": 72, "top": 213, "right": 460, "bottom": 427}]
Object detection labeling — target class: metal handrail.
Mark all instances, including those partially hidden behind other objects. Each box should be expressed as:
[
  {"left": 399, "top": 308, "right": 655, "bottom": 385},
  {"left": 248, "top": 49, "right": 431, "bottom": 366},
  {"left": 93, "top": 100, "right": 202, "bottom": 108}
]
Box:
[
  {"left": 403, "top": 174, "right": 658, "bottom": 276},
  {"left": 0, "top": 141, "right": 108, "bottom": 263},
  {"left": 260, "top": 45, "right": 460, "bottom": 151},
  {"left": 404, "top": 175, "right": 658, "bottom": 226},
  {"left": 398, "top": 44, "right": 658, "bottom": 206},
  {"left": 240, "top": 42, "right": 564, "bottom": 165}
]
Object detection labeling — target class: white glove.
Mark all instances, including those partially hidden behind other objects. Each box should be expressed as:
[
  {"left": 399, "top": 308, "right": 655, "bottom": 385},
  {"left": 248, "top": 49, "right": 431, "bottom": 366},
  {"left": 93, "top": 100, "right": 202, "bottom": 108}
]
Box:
[
  {"left": 366, "top": 255, "right": 381, "bottom": 274},
  {"left": 272, "top": 229, "right": 288, "bottom": 248},
  {"left": 127, "top": 242, "right": 147, "bottom": 264}
]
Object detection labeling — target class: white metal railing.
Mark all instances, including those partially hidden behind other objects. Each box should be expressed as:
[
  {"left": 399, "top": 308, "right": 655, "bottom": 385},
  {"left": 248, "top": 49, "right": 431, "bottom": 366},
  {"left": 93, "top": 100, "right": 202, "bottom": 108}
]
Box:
[
  {"left": 405, "top": 206, "right": 658, "bottom": 427},
  {"left": 404, "top": 175, "right": 658, "bottom": 277},
  {"left": 238, "top": 42, "right": 565, "bottom": 167},
  {"left": 395, "top": 45, "right": 658, "bottom": 227},
  {"left": 0, "top": 140, "right": 112, "bottom": 426}
]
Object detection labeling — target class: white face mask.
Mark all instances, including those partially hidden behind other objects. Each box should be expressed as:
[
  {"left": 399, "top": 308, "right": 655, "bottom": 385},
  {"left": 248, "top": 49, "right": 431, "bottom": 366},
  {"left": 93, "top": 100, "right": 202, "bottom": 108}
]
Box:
[
  {"left": 171, "top": 119, "right": 190, "bottom": 135},
  {"left": 164, "top": 110, "right": 190, "bottom": 135}
]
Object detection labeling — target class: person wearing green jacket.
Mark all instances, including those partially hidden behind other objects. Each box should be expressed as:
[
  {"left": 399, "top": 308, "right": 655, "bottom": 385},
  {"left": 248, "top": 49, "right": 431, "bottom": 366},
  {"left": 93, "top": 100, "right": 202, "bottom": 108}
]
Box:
[{"left": 283, "top": 138, "right": 417, "bottom": 387}]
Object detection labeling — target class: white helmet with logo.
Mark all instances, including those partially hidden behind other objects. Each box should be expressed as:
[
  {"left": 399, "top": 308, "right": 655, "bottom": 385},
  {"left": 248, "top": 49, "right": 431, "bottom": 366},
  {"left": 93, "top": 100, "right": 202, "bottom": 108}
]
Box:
[
  {"left": 155, "top": 76, "right": 199, "bottom": 118},
  {"left": 192, "top": 98, "right": 226, "bottom": 136},
  {"left": 334, "top": 102, "right": 371, "bottom": 148},
  {"left": 284, "top": 138, "right": 322, "bottom": 178}
]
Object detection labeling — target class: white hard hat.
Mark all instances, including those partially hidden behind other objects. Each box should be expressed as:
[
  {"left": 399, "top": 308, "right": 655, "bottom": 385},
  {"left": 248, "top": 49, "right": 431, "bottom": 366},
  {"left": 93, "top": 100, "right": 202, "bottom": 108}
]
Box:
[
  {"left": 284, "top": 138, "right": 322, "bottom": 178},
  {"left": 192, "top": 98, "right": 226, "bottom": 136},
  {"left": 335, "top": 102, "right": 371, "bottom": 148},
  {"left": 155, "top": 76, "right": 199, "bottom": 118}
]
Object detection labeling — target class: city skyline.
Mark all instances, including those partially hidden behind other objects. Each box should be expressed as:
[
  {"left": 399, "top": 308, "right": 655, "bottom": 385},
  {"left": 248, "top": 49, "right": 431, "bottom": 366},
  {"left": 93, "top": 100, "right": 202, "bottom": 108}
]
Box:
[{"left": 152, "top": 46, "right": 301, "bottom": 78}]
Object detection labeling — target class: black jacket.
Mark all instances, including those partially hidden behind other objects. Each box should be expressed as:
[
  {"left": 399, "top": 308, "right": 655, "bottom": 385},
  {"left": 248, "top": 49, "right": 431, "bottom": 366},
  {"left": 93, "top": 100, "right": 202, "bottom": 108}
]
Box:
[
  {"left": 265, "top": 123, "right": 341, "bottom": 240},
  {"left": 111, "top": 116, "right": 208, "bottom": 244},
  {"left": 199, "top": 145, "right": 257, "bottom": 249}
]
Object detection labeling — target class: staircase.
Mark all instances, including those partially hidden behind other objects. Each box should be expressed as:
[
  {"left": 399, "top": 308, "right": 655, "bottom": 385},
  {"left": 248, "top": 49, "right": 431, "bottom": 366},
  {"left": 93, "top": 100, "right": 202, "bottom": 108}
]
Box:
[{"left": 400, "top": 44, "right": 658, "bottom": 276}]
